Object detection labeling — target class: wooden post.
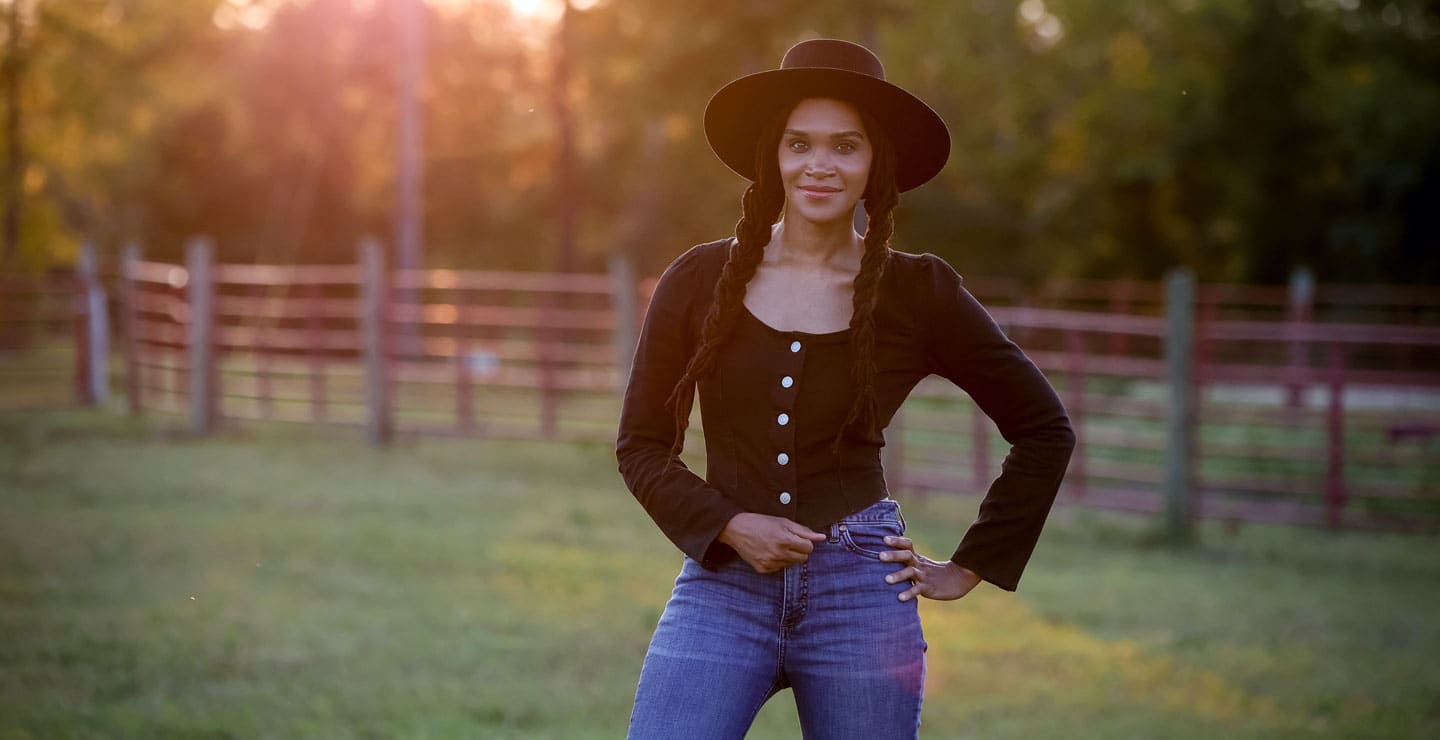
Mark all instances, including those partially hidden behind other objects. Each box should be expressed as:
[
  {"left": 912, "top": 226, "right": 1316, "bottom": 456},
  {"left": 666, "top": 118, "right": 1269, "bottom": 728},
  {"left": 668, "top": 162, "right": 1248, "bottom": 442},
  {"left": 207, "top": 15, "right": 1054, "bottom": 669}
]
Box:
[
  {"left": 1162, "top": 268, "right": 1196, "bottom": 546},
  {"left": 73, "top": 248, "right": 90, "bottom": 403},
  {"left": 75, "top": 240, "right": 109, "bottom": 405},
  {"left": 254, "top": 283, "right": 273, "bottom": 420},
  {"left": 186, "top": 237, "right": 216, "bottom": 435},
  {"left": 85, "top": 244, "right": 109, "bottom": 405},
  {"left": 537, "top": 290, "right": 559, "bottom": 439},
  {"left": 360, "top": 238, "right": 392, "bottom": 446},
  {"left": 307, "top": 282, "right": 326, "bottom": 422},
  {"left": 120, "top": 241, "right": 142, "bottom": 414},
  {"left": 1325, "top": 342, "right": 1346, "bottom": 528},
  {"left": 609, "top": 251, "right": 638, "bottom": 390},
  {"left": 1064, "top": 328, "right": 1087, "bottom": 499},
  {"left": 454, "top": 333, "right": 473, "bottom": 434},
  {"left": 1286, "top": 268, "right": 1315, "bottom": 408}
]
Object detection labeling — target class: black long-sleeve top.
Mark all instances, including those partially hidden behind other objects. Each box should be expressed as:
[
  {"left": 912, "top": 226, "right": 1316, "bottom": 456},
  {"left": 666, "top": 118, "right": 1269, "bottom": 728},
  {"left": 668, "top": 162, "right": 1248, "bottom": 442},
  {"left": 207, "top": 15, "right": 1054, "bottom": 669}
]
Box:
[{"left": 615, "top": 238, "right": 1075, "bottom": 591}]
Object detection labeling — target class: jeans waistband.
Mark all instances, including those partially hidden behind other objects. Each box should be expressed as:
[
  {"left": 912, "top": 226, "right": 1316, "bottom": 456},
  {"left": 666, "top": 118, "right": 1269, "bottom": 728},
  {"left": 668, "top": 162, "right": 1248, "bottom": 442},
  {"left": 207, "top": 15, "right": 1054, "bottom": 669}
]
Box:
[{"left": 836, "top": 498, "right": 904, "bottom": 528}]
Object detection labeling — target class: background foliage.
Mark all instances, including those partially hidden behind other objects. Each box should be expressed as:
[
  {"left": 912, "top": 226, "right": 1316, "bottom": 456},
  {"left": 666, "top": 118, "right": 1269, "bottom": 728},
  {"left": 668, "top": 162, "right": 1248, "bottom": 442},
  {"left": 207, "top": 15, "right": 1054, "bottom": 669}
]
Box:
[{"left": 3, "top": 0, "right": 1437, "bottom": 284}]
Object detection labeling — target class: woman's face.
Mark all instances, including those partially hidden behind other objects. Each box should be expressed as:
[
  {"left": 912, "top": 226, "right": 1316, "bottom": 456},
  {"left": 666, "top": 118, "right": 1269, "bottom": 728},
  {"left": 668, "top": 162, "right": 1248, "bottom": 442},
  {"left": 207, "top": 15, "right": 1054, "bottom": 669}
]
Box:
[{"left": 776, "top": 97, "right": 873, "bottom": 227}]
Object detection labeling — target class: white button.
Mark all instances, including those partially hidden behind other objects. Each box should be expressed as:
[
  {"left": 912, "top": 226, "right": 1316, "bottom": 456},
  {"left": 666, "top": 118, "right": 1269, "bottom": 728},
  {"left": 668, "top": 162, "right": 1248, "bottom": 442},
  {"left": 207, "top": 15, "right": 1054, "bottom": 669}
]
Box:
[
  {"left": 777, "top": 413, "right": 789, "bottom": 426},
  {"left": 777, "top": 452, "right": 789, "bottom": 466},
  {"left": 790, "top": 340, "right": 801, "bottom": 353},
  {"left": 779, "top": 491, "right": 792, "bottom": 505},
  {"left": 781, "top": 375, "right": 794, "bottom": 388}
]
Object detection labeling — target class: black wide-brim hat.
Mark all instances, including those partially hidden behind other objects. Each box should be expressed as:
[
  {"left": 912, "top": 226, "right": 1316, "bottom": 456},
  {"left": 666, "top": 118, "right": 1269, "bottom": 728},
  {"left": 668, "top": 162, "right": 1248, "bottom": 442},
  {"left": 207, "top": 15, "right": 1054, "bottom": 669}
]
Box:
[{"left": 704, "top": 38, "right": 951, "bottom": 193}]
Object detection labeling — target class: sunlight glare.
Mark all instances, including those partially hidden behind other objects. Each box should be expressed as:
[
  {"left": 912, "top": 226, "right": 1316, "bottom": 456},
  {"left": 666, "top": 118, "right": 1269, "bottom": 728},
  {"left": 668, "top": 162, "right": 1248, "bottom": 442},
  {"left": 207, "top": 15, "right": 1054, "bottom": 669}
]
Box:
[
  {"left": 212, "top": 0, "right": 280, "bottom": 32},
  {"left": 427, "top": 0, "right": 598, "bottom": 25},
  {"left": 508, "top": 0, "right": 563, "bottom": 25}
]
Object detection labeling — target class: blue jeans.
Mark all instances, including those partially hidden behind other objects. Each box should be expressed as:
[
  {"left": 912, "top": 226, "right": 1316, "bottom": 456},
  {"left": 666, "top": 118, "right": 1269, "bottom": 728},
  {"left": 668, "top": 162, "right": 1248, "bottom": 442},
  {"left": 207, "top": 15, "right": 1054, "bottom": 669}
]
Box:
[{"left": 628, "top": 500, "right": 926, "bottom": 739}]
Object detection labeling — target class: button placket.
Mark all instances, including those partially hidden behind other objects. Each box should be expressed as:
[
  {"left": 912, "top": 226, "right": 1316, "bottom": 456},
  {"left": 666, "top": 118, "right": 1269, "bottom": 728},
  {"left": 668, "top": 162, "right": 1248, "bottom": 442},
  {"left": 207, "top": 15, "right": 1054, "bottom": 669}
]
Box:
[{"left": 769, "top": 333, "right": 804, "bottom": 508}]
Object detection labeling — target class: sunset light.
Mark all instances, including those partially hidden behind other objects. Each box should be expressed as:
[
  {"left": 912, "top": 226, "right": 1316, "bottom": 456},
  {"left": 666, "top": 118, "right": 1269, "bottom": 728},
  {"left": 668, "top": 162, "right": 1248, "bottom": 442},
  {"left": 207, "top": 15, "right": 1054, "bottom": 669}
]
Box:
[
  {"left": 213, "top": 0, "right": 606, "bottom": 32},
  {"left": 503, "top": 0, "right": 563, "bottom": 24},
  {"left": 430, "top": 0, "right": 605, "bottom": 25}
]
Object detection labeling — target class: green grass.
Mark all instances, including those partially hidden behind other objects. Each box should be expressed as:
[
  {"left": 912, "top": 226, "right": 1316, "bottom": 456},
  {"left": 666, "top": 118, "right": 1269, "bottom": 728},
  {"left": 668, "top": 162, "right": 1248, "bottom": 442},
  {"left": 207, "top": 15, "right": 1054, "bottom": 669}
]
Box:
[{"left": 2, "top": 409, "right": 1439, "bottom": 739}]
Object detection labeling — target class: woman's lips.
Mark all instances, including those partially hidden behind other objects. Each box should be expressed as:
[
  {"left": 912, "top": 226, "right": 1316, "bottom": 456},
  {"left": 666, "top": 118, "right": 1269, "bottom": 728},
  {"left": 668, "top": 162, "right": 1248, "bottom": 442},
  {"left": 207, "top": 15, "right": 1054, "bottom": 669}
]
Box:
[{"left": 799, "top": 186, "right": 841, "bottom": 199}]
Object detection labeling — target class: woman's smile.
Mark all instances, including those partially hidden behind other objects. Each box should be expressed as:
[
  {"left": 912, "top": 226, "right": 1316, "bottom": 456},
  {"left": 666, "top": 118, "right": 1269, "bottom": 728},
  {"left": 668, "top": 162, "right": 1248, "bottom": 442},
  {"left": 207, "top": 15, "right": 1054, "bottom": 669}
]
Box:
[
  {"left": 778, "top": 98, "right": 873, "bottom": 225},
  {"left": 799, "top": 185, "right": 842, "bottom": 199}
]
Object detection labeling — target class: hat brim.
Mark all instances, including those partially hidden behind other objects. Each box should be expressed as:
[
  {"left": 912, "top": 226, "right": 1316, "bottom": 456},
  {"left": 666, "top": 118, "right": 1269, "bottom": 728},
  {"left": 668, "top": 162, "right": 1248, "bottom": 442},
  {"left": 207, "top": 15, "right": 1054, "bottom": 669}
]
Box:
[{"left": 704, "top": 67, "right": 950, "bottom": 193}]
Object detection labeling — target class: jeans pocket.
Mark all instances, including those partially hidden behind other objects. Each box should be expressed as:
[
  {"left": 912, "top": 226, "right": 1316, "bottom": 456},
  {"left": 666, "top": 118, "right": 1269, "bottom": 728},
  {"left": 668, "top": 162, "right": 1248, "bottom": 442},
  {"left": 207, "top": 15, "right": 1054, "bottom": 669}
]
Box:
[{"left": 838, "top": 520, "right": 905, "bottom": 559}]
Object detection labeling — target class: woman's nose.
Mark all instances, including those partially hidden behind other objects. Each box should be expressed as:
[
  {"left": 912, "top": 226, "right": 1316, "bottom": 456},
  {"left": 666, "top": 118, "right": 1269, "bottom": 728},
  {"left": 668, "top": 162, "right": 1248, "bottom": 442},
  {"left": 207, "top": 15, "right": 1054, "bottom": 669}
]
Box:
[{"left": 805, "top": 151, "right": 836, "bottom": 175}]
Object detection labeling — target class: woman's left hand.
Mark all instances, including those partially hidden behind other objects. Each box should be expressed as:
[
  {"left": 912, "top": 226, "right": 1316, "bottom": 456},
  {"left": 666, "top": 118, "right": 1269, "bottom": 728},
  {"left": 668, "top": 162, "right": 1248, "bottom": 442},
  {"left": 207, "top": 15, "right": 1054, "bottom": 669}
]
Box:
[{"left": 879, "top": 536, "right": 982, "bottom": 602}]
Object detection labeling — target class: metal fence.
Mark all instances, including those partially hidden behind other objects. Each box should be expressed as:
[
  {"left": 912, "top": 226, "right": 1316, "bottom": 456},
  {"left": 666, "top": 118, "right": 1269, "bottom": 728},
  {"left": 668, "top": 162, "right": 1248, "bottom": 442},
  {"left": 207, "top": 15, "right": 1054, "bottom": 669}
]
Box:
[
  {"left": 0, "top": 247, "right": 107, "bottom": 409},
  {"left": 5, "top": 238, "right": 1437, "bottom": 535}
]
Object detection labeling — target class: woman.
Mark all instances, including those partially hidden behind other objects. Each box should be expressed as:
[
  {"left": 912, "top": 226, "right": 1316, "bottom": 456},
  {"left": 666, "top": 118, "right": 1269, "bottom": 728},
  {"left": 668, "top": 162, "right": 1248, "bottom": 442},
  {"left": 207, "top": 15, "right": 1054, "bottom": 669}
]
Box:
[{"left": 616, "top": 39, "right": 1075, "bottom": 739}]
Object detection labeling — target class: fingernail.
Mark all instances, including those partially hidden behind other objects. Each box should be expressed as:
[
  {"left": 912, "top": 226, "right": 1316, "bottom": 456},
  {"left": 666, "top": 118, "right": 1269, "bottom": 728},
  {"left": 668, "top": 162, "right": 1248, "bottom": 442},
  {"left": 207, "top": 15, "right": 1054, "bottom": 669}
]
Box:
[
  {"left": 884, "top": 536, "right": 894, "bottom": 543},
  {"left": 898, "top": 593, "right": 909, "bottom": 602},
  {"left": 885, "top": 576, "right": 894, "bottom": 584}
]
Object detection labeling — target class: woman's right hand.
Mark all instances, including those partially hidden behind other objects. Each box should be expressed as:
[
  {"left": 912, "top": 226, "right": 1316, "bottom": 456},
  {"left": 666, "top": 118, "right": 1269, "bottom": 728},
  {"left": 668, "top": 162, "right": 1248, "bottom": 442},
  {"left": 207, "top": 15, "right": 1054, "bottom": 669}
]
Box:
[{"left": 718, "top": 513, "right": 828, "bottom": 574}]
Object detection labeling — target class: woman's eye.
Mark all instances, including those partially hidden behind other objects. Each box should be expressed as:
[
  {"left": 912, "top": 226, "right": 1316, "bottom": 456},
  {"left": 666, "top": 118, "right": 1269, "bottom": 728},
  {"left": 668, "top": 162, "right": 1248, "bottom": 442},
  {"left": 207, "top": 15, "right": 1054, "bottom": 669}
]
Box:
[
  {"left": 788, "top": 140, "right": 809, "bottom": 152},
  {"left": 835, "top": 142, "right": 856, "bottom": 154}
]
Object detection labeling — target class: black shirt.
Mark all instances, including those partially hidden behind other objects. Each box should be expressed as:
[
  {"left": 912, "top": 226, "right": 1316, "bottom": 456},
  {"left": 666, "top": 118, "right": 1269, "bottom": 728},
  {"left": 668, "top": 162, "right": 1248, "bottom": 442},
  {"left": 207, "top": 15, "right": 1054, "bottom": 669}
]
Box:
[{"left": 616, "top": 238, "right": 1075, "bottom": 591}]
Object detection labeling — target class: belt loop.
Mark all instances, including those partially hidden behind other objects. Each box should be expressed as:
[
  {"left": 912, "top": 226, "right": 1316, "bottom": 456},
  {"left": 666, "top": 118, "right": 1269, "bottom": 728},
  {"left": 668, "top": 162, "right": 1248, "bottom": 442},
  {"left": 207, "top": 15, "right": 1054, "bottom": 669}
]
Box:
[{"left": 828, "top": 522, "right": 840, "bottom": 544}]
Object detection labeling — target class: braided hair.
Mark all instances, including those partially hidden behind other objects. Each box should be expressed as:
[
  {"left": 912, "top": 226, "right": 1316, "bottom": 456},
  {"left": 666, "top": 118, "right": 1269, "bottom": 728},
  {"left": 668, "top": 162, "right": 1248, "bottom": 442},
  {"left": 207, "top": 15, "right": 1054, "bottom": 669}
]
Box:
[{"left": 665, "top": 102, "right": 901, "bottom": 456}]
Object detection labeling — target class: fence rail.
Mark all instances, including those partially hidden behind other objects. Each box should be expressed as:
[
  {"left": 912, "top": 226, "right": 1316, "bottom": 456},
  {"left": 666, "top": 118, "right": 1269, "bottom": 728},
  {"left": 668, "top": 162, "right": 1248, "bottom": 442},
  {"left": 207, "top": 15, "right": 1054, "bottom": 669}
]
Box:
[{"left": 5, "top": 239, "right": 1438, "bottom": 537}]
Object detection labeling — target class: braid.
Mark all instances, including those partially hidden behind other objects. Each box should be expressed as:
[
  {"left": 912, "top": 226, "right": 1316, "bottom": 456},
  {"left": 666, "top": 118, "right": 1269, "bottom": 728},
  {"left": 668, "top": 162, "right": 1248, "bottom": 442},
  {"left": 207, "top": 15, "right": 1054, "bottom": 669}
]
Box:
[
  {"left": 664, "top": 115, "right": 787, "bottom": 455},
  {"left": 832, "top": 115, "right": 900, "bottom": 452}
]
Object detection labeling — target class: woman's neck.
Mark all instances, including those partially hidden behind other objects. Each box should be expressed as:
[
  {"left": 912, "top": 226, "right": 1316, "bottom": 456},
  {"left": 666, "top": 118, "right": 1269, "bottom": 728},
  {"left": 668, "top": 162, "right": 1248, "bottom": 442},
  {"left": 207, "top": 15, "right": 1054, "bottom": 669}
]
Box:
[{"left": 770, "top": 218, "right": 862, "bottom": 266}]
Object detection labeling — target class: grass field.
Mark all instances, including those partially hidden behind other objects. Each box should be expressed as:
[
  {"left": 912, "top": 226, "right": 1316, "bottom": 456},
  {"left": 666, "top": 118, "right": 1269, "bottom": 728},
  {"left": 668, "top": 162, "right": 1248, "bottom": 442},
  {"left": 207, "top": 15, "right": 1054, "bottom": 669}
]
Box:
[{"left": 2, "top": 408, "right": 1438, "bottom": 739}]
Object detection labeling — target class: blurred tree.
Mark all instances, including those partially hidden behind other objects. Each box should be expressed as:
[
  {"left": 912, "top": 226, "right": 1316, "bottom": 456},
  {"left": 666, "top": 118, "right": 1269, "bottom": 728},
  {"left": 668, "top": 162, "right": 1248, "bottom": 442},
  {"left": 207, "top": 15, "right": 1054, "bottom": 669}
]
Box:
[
  {"left": 2, "top": 0, "right": 220, "bottom": 270},
  {"left": 880, "top": 0, "right": 1439, "bottom": 284},
  {"left": 3, "top": 0, "right": 23, "bottom": 269},
  {"left": 3, "top": 0, "right": 1436, "bottom": 286}
]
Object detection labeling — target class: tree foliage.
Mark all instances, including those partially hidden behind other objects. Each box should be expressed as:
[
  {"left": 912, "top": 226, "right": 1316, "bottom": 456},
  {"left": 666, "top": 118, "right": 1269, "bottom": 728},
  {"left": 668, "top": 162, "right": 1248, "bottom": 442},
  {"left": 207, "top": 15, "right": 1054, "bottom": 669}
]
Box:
[{"left": 3, "top": 0, "right": 1436, "bottom": 284}]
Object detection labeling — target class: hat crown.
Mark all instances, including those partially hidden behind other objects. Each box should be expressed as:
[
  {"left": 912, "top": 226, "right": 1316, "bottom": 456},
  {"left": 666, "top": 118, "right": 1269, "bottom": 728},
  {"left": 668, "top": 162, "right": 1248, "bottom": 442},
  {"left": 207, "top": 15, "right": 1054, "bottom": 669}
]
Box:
[
  {"left": 704, "top": 37, "right": 948, "bottom": 192},
  {"left": 780, "top": 39, "right": 885, "bottom": 82}
]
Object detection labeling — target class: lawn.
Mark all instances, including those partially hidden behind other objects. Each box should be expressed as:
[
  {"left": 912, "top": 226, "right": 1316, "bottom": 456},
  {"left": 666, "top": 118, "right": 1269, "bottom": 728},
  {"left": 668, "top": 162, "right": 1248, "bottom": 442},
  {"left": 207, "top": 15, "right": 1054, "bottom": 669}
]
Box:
[{"left": 1, "top": 408, "right": 1437, "bottom": 739}]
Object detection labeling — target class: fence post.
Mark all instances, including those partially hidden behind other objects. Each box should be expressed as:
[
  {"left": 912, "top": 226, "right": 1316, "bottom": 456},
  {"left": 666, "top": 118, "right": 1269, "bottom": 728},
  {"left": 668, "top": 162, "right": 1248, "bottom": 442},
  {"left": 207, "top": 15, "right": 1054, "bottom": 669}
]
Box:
[
  {"left": 1064, "top": 328, "right": 1086, "bottom": 499},
  {"left": 360, "top": 238, "right": 392, "bottom": 446},
  {"left": 307, "top": 282, "right": 326, "bottom": 422},
  {"left": 254, "top": 283, "right": 273, "bottom": 420},
  {"left": 609, "top": 251, "right": 638, "bottom": 389},
  {"left": 537, "top": 291, "right": 559, "bottom": 439},
  {"left": 1325, "top": 342, "right": 1346, "bottom": 528},
  {"left": 75, "top": 241, "right": 109, "bottom": 405},
  {"left": 120, "top": 241, "right": 142, "bottom": 414},
  {"left": 186, "top": 237, "right": 216, "bottom": 435},
  {"left": 454, "top": 333, "right": 473, "bottom": 434},
  {"left": 1162, "top": 268, "right": 1196, "bottom": 546},
  {"left": 1286, "top": 267, "right": 1315, "bottom": 408},
  {"left": 73, "top": 262, "right": 90, "bottom": 404}
]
